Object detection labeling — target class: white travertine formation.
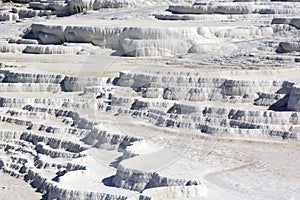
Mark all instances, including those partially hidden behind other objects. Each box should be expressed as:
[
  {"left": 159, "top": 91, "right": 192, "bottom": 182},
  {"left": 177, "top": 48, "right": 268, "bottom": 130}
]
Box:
[
  {"left": 8, "top": 38, "right": 39, "bottom": 44},
  {"left": 0, "top": 71, "right": 65, "bottom": 83},
  {"left": 67, "top": 0, "right": 193, "bottom": 11},
  {"left": 28, "top": 23, "right": 274, "bottom": 56},
  {"left": 113, "top": 160, "right": 203, "bottom": 192},
  {"left": 169, "top": 4, "right": 252, "bottom": 14},
  {"left": 0, "top": 83, "right": 61, "bottom": 92},
  {"left": 23, "top": 45, "right": 82, "bottom": 54},
  {"left": 0, "top": 0, "right": 300, "bottom": 199},
  {"left": 0, "top": 12, "right": 19, "bottom": 21},
  {"left": 62, "top": 77, "right": 109, "bottom": 91},
  {"left": 122, "top": 38, "right": 193, "bottom": 57},
  {"left": 168, "top": 3, "right": 298, "bottom": 15},
  {"left": 141, "top": 184, "right": 207, "bottom": 200},
  {"left": 0, "top": 44, "right": 27, "bottom": 53},
  {"left": 4, "top": 0, "right": 194, "bottom": 20},
  {"left": 81, "top": 125, "right": 141, "bottom": 150}
]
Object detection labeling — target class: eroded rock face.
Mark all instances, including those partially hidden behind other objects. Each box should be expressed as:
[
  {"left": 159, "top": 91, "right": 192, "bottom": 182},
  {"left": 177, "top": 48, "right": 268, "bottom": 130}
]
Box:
[
  {"left": 0, "top": 12, "right": 18, "bottom": 21},
  {"left": 272, "top": 17, "right": 300, "bottom": 29},
  {"left": 287, "top": 85, "right": 300, "bottom": 111},
  {"left": 276, "top": 42, "right": 300, "bottom": 53}
]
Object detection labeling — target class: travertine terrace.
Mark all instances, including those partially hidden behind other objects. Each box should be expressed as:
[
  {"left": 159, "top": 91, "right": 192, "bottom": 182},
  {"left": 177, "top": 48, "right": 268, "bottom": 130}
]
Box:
[{"left": 0, "top": 0, "right": 299, "bottom": 199}]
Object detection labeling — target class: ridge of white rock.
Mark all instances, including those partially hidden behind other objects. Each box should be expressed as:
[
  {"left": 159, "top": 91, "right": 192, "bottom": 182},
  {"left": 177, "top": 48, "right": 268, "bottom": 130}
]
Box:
[
  {"left": 27, "top": 23, "right": 275, "bottom": 56},
  {"left": 0, "top": 83, "right": 61, "bottom": 92},
  {"left": 168, "top": 2, "right": 300, "bottom": 15},
  {"left": 140, "top": 184, "right": 207, "bottom": 200},
  {"left": 23, "top": 45, "right": 83, "bottom": 54}
]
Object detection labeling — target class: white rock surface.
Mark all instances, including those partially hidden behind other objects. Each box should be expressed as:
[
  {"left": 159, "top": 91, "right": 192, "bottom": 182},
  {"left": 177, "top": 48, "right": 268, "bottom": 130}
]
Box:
[
  {"left": 23, "top": 45, "right": 83, "bottom": 54},
  {"left": 0, "top": 0, "right": 299, "bottom": 199}
]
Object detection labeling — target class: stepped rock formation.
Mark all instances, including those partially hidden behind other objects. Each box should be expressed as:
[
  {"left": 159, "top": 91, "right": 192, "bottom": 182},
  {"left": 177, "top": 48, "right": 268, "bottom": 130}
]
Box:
[{"left": 0, "top": 0, "right": 300, "bottom": 199}]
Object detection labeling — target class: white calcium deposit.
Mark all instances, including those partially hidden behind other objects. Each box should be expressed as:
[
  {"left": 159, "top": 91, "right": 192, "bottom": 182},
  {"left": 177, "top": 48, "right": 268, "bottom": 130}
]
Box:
[{"left": 0, "top": 0, "right": 299, "bottom": 199}]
